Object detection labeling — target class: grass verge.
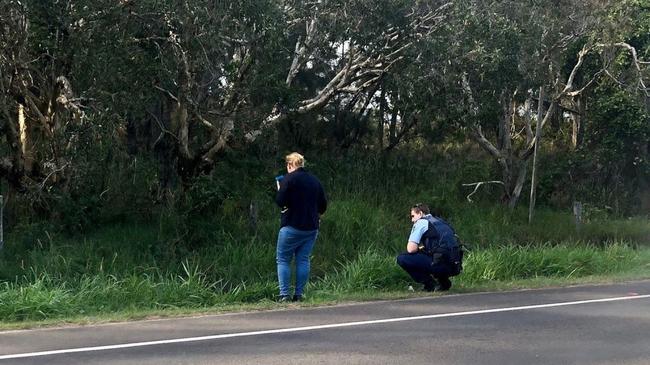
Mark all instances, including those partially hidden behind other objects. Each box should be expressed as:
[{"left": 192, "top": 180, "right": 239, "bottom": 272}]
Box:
[{"left": 1, "top": 243, "right": 648, "bottom": 331}]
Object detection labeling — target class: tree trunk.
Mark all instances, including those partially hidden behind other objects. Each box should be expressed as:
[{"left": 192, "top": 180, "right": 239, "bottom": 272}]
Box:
[
  {"left": 17, "top": 103, "right": 34, "bottom": 175},
  {"left": 377, "top": 86, "right": 385, "bottom": 150},
  {"left": 529, "top": 86, "right": 544, "bottom": 222},
  {"left": 153, "top": 99, "right": 178, "bottom": 201},
  {"left": 388, "top": 92, "right": 398, "bottom": 147},
  {"left": 508, "top": 161, "right": 528, "bottom": 208},
  {"left": 571, "top": 97, "right": 584, "bottom": 149},
  {"left": 0, "top": 101, "right": 24, "bottom": 191},
  {"left": 468, "top": 93, "right": 533, "bottom": 209}
]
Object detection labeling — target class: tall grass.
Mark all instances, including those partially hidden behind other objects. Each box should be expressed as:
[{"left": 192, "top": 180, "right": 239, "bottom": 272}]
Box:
[
  {"left": 460, "top": 242, "right": 641, "bottom": 283},
  {"left": 315, "top": 247, "right": 409, "bottom": 292},
  {"left": 1, "top": 243, "right": 646, "bottom": 322},
  {"left": 0, "top": 153, "right": 649, "bottom": 323}
]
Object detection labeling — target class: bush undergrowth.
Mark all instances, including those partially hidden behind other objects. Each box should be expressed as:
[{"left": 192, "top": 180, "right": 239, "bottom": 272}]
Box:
[{"left": 0, "top": 152, "right": 649, "bottom": 323}]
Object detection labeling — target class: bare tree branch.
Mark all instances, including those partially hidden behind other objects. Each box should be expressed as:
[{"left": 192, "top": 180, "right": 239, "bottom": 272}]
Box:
[
  {"left": 244, "top": 2, "right": 454, "bottom": 142},
  {"left": 562, "top": 44, "right": 590, "bottom": 94},
  {"left": 462, "top": 181, "right": 505, "bottom": 202},
  {"left": 608, "top": 42, "right": 649, "bottom": 96}
]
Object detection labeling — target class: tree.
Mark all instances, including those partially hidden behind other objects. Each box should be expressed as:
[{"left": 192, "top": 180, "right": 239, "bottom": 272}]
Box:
[
  {"left": 432, "top": 0, "right": 648, "bottom": 208},
  {"left": 0, "top": 1, "right": 88, "bottom": 201},
  {"left": 101, "top": 0, "right": 454, "bottom": 189}
]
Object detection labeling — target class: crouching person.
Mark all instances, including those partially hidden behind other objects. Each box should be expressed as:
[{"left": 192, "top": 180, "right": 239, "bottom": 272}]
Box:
[{"left": 397, "top": 203, "right": 460, "bottom": 292}]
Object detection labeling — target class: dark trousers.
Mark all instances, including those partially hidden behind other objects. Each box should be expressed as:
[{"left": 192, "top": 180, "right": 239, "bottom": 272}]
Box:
[{"left": 396, "top": 252, "right": 455, "bottom": 285}]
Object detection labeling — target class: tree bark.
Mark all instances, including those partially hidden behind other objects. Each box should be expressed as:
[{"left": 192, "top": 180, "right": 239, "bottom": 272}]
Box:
[
  {"left": 508, "top": 161, "right": 528, "bottom": 208},
  {"left": 529, "top": 86, "right": 544, "bottom": 222},
  {"left": 378, "top": 85, "right": 385, "bottom": 150},
  {"left": 388, "top": 92, "right": 398, "bottom": 147},
  {"left": 571, "top": 97, "right": 584, "bottom": 149}
]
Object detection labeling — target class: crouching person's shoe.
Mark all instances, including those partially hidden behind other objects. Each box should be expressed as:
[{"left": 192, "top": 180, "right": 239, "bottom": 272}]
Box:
[
  {"left": 423, "top": 274, "right": 438, "bottom": 292},
  {"left": 435, "top": 277, "right": 452, "bottom": 292},
  {"left": 423, "top": 280, "right": 437, "bottom": 292}
]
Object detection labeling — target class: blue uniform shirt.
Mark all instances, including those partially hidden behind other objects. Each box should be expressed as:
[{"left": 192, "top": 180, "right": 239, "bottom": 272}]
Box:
[{"left": 408, "top": 214, "right": 433, "bottom": 243}]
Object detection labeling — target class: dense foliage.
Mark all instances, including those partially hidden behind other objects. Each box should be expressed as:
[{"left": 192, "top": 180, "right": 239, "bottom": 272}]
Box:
[
  {"left": 0, "top": 2, "right": 648, "bottom": 323},
  {"left": 0, "top": 153, "right": 649, "bottom": 322},
  {"left": 0, "top": 0, "right": 648, "bottom": 224}
]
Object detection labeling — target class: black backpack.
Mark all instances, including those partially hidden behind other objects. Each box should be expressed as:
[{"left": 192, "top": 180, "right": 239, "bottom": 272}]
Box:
[{"left": 420, "top": 219, "right": 465, "bottom": 277}]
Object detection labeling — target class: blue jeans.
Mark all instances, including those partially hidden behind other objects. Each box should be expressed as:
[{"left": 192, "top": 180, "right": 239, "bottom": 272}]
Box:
[{"left": 276, "top": 226, "right": 319, "bottom": 297}]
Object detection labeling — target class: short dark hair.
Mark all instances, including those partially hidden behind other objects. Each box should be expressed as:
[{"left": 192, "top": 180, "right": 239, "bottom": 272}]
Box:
[{"left": 411, "top": 203, "right": 430, "bottom": 215}]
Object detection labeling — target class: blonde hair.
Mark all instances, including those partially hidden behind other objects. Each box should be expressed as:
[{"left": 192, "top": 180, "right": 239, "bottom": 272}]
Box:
[{"left": 285, "top": 152, "right": 305, "bottom": 168}]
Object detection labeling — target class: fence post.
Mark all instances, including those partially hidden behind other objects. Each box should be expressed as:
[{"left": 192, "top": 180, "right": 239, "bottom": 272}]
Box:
[
  {"left": 249, "top": 200, "right": 258, "bottom": 234},
  {"left": 572, "top": 201, "right": 582, "bottom": 233}
]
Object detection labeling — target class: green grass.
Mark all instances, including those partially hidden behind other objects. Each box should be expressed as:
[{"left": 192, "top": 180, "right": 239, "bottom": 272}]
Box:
[
  {"left": 1, "top": 154, "right": 649, "bottom": 329},
  {"left": 0, "top": 241, "right": 648, "bottom": 328}
]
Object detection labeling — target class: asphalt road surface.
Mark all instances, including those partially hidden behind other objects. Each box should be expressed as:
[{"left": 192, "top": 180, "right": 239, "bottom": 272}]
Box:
[{"left": 1, "top": 280, "right": 649, "bottom": 365}]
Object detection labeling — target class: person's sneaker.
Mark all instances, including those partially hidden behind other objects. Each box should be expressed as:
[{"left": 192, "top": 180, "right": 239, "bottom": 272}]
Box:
[
  {"left": 292, "top": 294, "right": 304, "bottom": 302},
  {"left": 277, "top": 295, "right": 292, "bottom": 303}
]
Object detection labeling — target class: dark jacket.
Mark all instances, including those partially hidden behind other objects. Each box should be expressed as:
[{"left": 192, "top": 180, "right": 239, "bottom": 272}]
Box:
[{"left": 275, "top": 168, "right": 327, "bottom": 230}]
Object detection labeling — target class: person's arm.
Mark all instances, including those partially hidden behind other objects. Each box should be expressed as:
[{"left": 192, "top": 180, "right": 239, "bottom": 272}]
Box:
[
  {"left": 318, "top": 184, "right": 327, "bottom": 215},
  {"left": 275, "top": 176, "right": 290, "bottom": 207},
  {"left": 406, "top": 220, "right": 428, "bottom": 253},
  {"left": 407, "top": 241, "right": 419, "bottom": 253}
]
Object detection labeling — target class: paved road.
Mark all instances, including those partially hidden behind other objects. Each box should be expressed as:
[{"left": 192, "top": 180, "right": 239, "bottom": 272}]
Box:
[{"left": 1, "top": 280, "right": 649, "bottom": 364}]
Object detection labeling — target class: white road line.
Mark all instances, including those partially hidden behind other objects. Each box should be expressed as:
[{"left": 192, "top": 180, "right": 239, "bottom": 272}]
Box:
[{"left": 1, "top": 294, "right": 649, "bottom": 360}]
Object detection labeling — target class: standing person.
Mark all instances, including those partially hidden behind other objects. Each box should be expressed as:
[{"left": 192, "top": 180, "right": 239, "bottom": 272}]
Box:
[
  {"left": 275, "top": 152, "right": 327, "bottom": 302},
  {"left": 396, "top": 203, "right": 459, "bottom": 292}
]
